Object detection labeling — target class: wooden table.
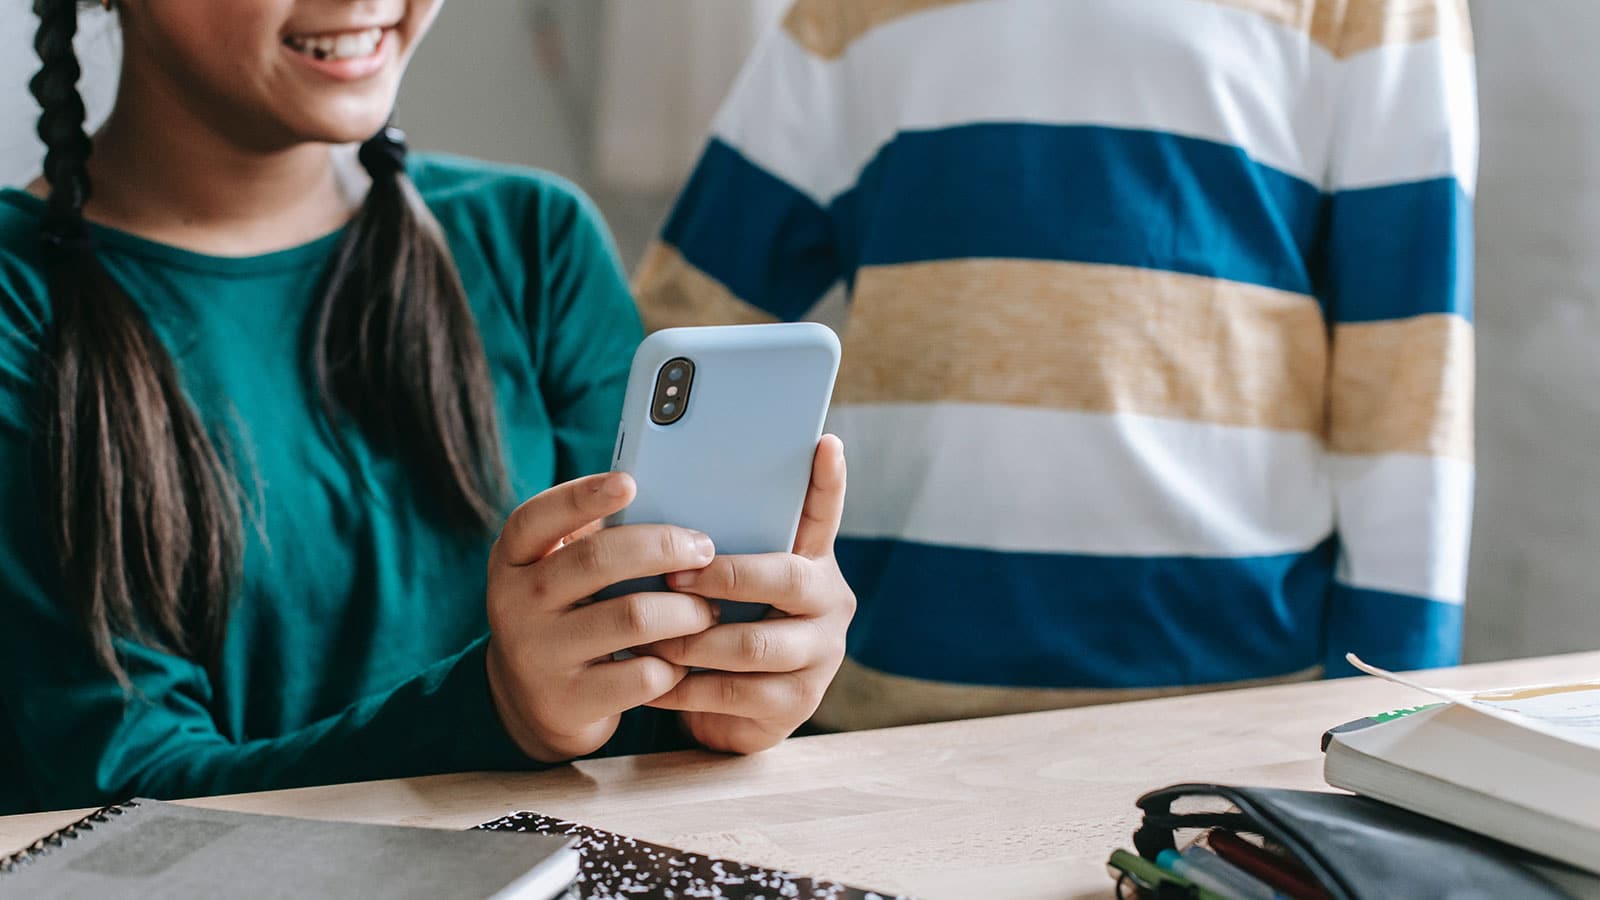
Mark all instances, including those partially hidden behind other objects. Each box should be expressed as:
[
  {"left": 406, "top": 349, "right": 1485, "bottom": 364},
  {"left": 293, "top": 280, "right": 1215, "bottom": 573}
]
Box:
[{"left": 4, "top": 652, "right": 1595, "bottom": 898}]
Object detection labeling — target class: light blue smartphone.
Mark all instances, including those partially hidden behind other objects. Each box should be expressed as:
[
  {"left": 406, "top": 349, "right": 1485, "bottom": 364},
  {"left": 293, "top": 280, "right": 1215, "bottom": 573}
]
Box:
[{"left": 600, "top": 323, "right": 841, "bottom": 624}]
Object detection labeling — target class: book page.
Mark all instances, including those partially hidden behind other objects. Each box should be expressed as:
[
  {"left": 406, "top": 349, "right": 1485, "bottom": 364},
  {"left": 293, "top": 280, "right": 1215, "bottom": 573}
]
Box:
[{"left": 1348, "top": 654, "right": 1600, "bottom": 752}]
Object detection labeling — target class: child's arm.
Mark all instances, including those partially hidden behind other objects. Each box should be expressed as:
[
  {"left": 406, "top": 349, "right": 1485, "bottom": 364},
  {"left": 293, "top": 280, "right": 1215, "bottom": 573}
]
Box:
[
  {"left": 1322, "top": 0, "right": 1477, "bottom": 675},
  {"left": 0, "top": 463, "right": 523, "bottom": 810}
]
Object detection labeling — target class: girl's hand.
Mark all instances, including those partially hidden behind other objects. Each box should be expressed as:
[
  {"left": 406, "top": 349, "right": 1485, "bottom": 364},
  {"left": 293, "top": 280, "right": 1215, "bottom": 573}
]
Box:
[
  {"left": 639, "top": 435, "right": 854, "bottom": 754},
  {"left": 484, "top": 472, "right": 720, "bottom": 763}
]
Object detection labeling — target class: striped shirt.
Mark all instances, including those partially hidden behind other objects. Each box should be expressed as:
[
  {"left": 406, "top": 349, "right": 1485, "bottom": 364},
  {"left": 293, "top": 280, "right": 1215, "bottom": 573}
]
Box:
[{"left": 635, "top": 0, "right": 1477, "bottom": 729}]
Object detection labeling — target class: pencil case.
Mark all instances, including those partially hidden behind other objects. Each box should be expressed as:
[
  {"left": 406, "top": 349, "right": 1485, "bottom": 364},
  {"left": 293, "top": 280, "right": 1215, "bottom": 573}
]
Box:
[{"left": 1125, "top": 784, "right": 1589, "bottom": 900}]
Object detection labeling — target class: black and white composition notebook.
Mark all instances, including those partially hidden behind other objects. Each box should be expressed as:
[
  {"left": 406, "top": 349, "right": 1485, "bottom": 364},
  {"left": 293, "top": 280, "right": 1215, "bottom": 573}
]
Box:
[
  {"left": 0, "top": 799, "right": 580, "bottom": 899},
  {"left": 477, "top": 811, "right": 911, "bottom": 899}
]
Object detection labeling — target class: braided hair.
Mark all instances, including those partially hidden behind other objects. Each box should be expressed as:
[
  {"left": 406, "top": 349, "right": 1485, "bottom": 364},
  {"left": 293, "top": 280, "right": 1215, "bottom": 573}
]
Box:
[{"left": 29, "top": 0, "right": 509, "bottom": 682}]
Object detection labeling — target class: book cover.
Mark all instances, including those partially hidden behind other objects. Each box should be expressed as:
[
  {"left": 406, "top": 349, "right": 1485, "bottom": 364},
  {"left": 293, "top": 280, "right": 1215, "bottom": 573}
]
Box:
[
  {"left": 478, "top": 812, "right": 911, "bottom": 900},
  {"left": 2, "top": 800, "right": 578, "bottom": 899}
]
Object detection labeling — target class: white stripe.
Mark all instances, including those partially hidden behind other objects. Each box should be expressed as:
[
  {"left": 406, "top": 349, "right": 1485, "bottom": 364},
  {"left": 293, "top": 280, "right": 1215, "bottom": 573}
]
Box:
[
  {"left": 715, "top": 0, "right": 1475, "bottom": 206},
  {"left": 829, "top": 403, "right": 1333, "bottom": 558},
  {"left": 1330, "top": 452, "right": 1474, "bottom": 604},
  {"left": 1334, "top": 37, "right": 1479, "bottom": 195}
]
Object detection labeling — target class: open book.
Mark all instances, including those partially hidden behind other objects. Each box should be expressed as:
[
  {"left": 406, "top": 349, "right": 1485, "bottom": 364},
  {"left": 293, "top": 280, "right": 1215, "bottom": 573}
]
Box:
[{"left": 1323, "top": 654, "right": 1600, "bottom": 875}]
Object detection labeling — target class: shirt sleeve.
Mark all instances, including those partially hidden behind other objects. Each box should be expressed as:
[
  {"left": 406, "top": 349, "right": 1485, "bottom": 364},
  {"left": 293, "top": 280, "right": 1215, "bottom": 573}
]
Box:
[
  {"left": 0, "top": 354, "right": 541, "bottom": 814},
  {"left": 632, "top": 1, "right": 846, "bottom": 331},
  {"left": 1320, "top": 0, "right": 1478, "bottom": 676}
]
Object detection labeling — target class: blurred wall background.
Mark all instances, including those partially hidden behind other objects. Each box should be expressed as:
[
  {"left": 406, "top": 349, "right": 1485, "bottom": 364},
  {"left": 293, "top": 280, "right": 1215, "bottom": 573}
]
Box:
[
  {"left": 1462, "top": 0, "right": 1600, "bottom": 660},
  {"left": 2, "top": 0, "right": 1596, "bottom": 663},
  {"left": 395, "top": 0, "right": 785, "bottom": 266}
]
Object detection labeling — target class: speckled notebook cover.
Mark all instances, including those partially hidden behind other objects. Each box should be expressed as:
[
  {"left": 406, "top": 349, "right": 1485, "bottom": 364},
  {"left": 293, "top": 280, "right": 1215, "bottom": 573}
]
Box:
[{"left": 477, "top": 811, "right": 914, "bottom": 900}]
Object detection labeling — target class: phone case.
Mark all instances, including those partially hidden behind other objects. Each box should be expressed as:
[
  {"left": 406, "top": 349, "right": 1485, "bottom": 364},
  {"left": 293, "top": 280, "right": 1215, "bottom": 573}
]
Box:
[{"left": 603, "top": 323, "right": 841, "bottom": 623}]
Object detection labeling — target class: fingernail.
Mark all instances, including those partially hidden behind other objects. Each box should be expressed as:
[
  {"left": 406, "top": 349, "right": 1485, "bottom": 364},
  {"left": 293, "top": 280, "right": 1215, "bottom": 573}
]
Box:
[
  {"left": 603, "top": 474, "right": 630, "bottom": 498},
  {"left": 669, "top": 569, "right": 697, "bottom": 589},
  {"left": 691, "top": 531, "right": 715, "bottom": 560}
]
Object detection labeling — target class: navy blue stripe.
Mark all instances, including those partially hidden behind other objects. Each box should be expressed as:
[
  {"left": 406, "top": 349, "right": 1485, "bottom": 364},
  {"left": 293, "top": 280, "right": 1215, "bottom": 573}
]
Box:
[
  {"left": 836, "top": 537, "right": 1337, "bottom": 689},
  {"left": 660, "top": 139, "right": 841, "bottom": 322},
  {"left": 839, "top": 123, "right": 1324, "bottom": 297},
  {"left": 1322, "top": 178, "right": 1474, "bottom": 323},
  {"left": 666, "top": 124, "right": 1471, "bottom": 326},
  {"left": 1322, "top": 584, "right": 1463, "bottom": 677}
]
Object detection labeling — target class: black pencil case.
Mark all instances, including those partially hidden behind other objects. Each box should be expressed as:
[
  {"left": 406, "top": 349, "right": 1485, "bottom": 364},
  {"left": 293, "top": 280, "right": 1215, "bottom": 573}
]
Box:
[{"left": 1130, "top": 783, "right": 1593, "bottom": 900}]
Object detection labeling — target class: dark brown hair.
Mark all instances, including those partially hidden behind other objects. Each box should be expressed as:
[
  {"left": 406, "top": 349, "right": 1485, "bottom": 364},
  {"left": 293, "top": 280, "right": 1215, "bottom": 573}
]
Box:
[{"left": 29, "top": 0, "right": 509, "bottom": 682}]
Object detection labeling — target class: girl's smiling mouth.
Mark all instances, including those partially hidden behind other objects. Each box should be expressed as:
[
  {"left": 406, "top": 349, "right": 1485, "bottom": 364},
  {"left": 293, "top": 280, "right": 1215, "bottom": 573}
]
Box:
[{"left": 282, "top": 25, "right": 396, "bottom": 79}]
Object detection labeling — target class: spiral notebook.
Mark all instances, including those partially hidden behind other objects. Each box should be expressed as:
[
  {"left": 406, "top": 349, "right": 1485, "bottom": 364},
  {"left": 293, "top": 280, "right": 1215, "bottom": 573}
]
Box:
[{"left": 1, "top": 799, "right": 579, "bottom": 899}]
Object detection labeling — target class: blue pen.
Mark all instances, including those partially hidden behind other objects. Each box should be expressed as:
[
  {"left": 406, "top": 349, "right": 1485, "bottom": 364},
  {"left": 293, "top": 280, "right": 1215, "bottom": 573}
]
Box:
[{"left": 1157, "top": 847, "right": 1288, "bottom": 900}]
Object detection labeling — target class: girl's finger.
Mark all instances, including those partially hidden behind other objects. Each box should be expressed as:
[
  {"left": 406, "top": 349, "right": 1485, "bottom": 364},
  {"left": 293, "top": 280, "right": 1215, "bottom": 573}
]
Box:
[
  {"left": 569, "top": 654, "right": 688, "bottom": 723},
  {"left": 637, "top": 619, "right": 823, "bottom": 673},
  {"left": 792, "top": 434, "right": 846, "bottom": 560},
  {"left": 644, "top": 670, "right": 813, "bottom": 720},
  {"left": 560, "top": 591, "right": 719, "bottom": 661},
  {"left": 524, "top": 523, "right": 715, "bottom": 610},
  {"left": 666, "top": 553, "right": 836, "bottom": 618},
  {"left": 494, "top": 472, "right": 635, "bottom": 567}
]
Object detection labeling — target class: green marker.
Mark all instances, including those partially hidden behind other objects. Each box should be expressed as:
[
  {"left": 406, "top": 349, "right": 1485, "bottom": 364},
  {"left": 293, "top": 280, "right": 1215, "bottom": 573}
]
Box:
[{"left": 1107, "top": 848, "right": 1230, "bottom": 900}]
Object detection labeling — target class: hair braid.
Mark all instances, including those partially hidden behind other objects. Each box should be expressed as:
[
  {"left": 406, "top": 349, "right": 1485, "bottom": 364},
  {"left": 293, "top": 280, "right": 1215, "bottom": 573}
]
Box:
[
  {"left": 29, "top": 0, "right": 241, "bottom": 682},
  {"left": 31, "top": 0, "right": 92, "bottom": 230},
  {"left": 312, "top": 126, "right": 509, "bottom": 532}
]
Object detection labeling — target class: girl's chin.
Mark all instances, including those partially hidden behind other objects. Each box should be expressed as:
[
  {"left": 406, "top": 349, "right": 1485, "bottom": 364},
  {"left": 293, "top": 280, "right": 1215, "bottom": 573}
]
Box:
[
  {"left": 281, "top": 100, "right": 402, "bottom": 146},
  {"left": 265, "top": 69, "right": 405, "bottom": 144}
]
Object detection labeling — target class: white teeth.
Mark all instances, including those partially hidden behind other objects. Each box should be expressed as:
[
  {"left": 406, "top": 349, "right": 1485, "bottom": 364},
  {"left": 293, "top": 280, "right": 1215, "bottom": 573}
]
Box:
[{"left": 286, "top": 27, "right": 383, "bottom": 62}]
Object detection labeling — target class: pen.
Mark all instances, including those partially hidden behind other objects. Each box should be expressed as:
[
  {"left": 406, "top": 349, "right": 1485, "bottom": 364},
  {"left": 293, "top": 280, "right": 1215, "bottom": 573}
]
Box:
[{"left": 1207, "top": 829, "right": 1330, "bottom": 900}]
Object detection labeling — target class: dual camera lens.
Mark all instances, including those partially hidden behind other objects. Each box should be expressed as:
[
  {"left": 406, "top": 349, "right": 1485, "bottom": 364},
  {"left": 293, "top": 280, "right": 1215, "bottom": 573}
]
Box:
[{"left": 650, "top": 358, "right": 695, "bottom": 425}]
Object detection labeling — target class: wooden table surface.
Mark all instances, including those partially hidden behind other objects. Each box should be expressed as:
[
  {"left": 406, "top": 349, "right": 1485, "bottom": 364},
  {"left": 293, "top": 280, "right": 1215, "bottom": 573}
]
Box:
[{"left": 4, "top": 652, "right": 1596, "bottom": 899}]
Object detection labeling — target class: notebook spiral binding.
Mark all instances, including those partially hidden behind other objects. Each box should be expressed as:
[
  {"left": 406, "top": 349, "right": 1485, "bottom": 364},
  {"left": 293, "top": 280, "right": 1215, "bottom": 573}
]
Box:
[{"left": 0, "top": 799, "right": 141, "bottom": 874}]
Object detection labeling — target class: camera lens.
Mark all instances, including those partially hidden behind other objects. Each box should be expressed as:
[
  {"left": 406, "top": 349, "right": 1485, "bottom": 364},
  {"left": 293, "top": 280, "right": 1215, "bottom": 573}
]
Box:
[{"left": 651, "top": 357, "right": 694, "bottom": 425}]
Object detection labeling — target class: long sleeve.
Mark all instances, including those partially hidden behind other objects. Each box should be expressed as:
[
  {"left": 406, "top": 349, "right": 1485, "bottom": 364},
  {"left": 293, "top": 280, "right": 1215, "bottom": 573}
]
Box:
[
  {"left": 1320, "top": 0, "right": 1478, "bottom": 675},
  {"left": 632, "top": 2, "right": 846, "bottom": 330},
  {"left": 0, "top": 422, "right": 535, "bottom": 812}
]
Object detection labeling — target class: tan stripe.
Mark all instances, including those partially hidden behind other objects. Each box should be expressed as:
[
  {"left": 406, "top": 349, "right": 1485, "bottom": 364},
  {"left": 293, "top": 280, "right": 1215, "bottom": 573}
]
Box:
[
  {"left": 835, "top": 259, "right": 1328, "bottom": 435},
  {"left": 783, "top": 0, "right": 1470, "bottom": 62},
  {"left": 781, "top": 0, "right": 974, "bottom": 60},
  {"left": 1338, "top": 0, "right": 1473, "bottom": 58},
  {"left": 812, "top": 656, "right": 1321, "bottom": 731},
  {"left": 1328, "top": 313, "right": 1474, "bottom": 461},
  {"left": 1201, "top": 0, "right": 1471, "bottom": 58},
  {"left": 631, "top": 242, "right": 777, "bottom": 334}
]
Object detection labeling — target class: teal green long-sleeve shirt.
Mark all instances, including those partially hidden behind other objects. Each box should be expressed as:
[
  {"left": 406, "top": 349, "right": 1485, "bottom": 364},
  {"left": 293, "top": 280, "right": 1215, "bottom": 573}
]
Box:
[{"left": 0, "top": 154, "right": 679, "bottom": 815}]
